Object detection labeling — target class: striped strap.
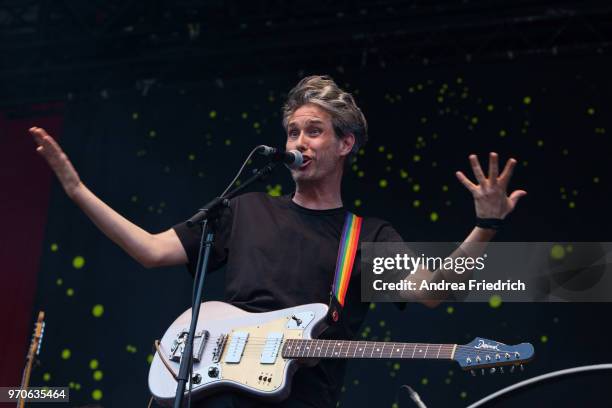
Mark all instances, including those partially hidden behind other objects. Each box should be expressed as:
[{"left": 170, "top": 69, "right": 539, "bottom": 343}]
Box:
[{"left": 332, "top": 212, "right": 363, "bottom": 307}]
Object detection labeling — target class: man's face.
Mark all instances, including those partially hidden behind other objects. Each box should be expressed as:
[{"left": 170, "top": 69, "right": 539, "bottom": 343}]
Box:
[{"left": 285, "top": 104, "right": 350, "bottom": 183}]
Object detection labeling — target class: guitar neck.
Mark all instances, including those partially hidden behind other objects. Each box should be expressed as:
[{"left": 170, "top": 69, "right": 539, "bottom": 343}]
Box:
[{"left": 282, "top": 339, "right": 457, "bottom": 360}]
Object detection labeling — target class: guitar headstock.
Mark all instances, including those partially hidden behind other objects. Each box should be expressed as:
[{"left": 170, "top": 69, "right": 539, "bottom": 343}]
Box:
[{"left": 454, "top": 337, "right": 534, "bottom": 375}]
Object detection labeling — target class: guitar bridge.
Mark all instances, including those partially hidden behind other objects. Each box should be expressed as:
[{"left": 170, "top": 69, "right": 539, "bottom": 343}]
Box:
[{"left": 169, "top": 329, "right": 209, "bottom": 362}]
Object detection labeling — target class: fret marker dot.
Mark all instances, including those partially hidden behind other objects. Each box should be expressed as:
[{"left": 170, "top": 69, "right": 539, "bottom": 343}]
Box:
[
  {"left": 377, "top": 348, "right": 380, "bottom": 351},
  {"left": 420, "top": 349, "right": 423, "bottom": 352}
]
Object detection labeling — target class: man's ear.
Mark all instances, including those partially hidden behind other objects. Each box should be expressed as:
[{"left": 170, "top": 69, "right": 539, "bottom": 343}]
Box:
[{"left": 339, "top": 133, "right": 356, "bottom": 157}]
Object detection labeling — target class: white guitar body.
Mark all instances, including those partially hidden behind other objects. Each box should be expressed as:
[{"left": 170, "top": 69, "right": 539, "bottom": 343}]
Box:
[{"left": 148, "top": 301, "right": 329, "bottom": 405}]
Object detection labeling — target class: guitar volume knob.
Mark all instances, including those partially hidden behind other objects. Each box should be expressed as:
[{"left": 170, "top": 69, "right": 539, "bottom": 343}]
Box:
[{"left": 208, "top": 366, "right": 219, "bottom": 378}]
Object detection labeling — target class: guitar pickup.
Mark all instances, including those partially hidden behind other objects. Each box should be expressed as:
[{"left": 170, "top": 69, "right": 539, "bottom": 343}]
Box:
[{"left": 169, "top": 329, "right": 209, "bottom": 362}]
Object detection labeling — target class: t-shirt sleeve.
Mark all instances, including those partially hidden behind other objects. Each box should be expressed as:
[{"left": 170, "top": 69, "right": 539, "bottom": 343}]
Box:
[
  {"left": 371, "top": 221, "right": 409, "bottom": 311},
  {"left": 172, "top": 201, "right": 235, "bottom": 276}
]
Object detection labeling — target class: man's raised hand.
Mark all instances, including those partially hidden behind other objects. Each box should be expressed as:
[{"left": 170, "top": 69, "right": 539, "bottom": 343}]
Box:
[
  {"left": 29, "top": 127, "right": 82, "bottom": 197},
  {"left": 455, "top": 152, "right": 527, "bottom": 219}
]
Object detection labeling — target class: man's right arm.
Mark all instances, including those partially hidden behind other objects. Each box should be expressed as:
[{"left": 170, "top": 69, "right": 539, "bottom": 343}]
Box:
[{"left": 29, "top": 127, "right": 187, "bottom": 268}]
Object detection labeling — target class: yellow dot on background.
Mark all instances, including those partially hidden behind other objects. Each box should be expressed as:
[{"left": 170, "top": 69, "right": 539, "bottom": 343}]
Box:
[
  {"left": 225, "top": 139, "right": 232, "bottom": 146},
  {"left": 460, "top": 391, "right": 467, "bottom": 399},
  {"left": 148, "top": 130, "right": 156, "bottom": 138},
  {"left": 132, "top": 112, "right": 139, "bottom": 120},
  {"left": 209, "top": 110, "right": 217, "bottom": 119},
  {"left": 253, "top": 122, "right": 260, "bottom": 129},
  {"left": 43, "top": 372, "right": 51, "bottom": 381},
  {"left": 489, "top": 295, "right": 502, "bottom": 308},
  {"left": 471, "top": 117, "right": 478, "bottom": 124},
  {"left": 369, "top": 303, "right": 376, "bottom": 310},
  {"left": 537, "top": 140, "right": 544, "bottom": 147},
  {"left": 594, "top": 177, "right": 600, "bottom": 183},
  {"left": 66, "top": 288, "right": 74, "bottom": 296},
  {"left": 523, "top": 96, "right": 532, "bottom": 105},
  {"left": 400, "top": 169, "right": 408, "bottom": 179},
  {"left": 241, "top": 112, "right": 248, "bottom": 119},
  {"left": 386, "top": 153, "right": 393, "bottom": 160},
  {"left": 354, "top": 199, "right": 362, "bottom": 207},
  {"left": 541, "top": 335, "right": 548, "bottom": 343},
  {"left": 93, "top": 370, "right": 103, "bottom": 381},
  {"left": 61, "top": 349, "right": 71, "bottom": 360},
  {"left": 357, "top": 170, "right": 365, "bottom": 178},
  {"left": 487, "top": 104, "right": 494, "bottom": 112},
  {"left": 413, "top": 184, "right": 421, "bottom": 192},
  {"left": 56, "top": 278, "right": 63, "bottom": 286},
  {"left": 72, "top": 256, "right": 85, "bottom": 269},
  {"left": 379, "top": 179, "right": 388, "bottom": 188},
  {"left": 550, "top": 245, "right": 565, "bottom": 260},
  {"left": 393, "top": 363, "right": 400, "bottom": 370},
  {"left": 147, "top": 354, "right": 154, "bottom": 364},
  {"left": 442, "top": 185, "right": 448, "bottom": 192},
  {"left": 92, "top": 304, "right": 104, "bottom": 318},
  {"left": 587, "top": 108, "right": 595, "bottom": 115},
  {"left": 92, "top": 389, "right": 103, "bottom": 401},
  {"left": 421, "top": 378, "right": 429, "bottom": 385},
  {"left": 445, "top": 378, "right": 451, "bottom": 384},
  {"left": 413, "top": 154, "right": 421, "bottom": 162},
  {"left": 569, "top": 201, "right": 576, "bottom": 209},
  {"left": 89, "top": 359, "right": 99, "bottom": 370},
  {"left": 446, "top": 306, "right": 454, "bottom": 314},
  {"left": 379, "top": 320, "right": 386, "bottom": 327},
  {"left": 378, "top": 145, "right": 385, "bottom": 152},
  {"left": 430, "top": 212, "right": 439, "bottom": 222},
  {"left": 51, "top": 243, "right": 58, "bottom": 252},
  {"left": 413, "top": 200, "right": 420, "bottom": 208},
  {"left": 499, "top": 129, "right": 507, "bottom": 137},
  {"left": 188, "top": 154, "right": 195, "bottom": 161},
  {"left": 75, "top": 383, "right": 81, "bottom": 390}
]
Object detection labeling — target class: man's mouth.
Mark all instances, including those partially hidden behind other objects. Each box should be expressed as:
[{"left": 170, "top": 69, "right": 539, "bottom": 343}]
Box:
[{"left": 299, "top": 156, "right": 312, "bottom": 170}]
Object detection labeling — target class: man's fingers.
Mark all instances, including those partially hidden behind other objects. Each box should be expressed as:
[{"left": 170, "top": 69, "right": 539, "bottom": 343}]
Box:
[
  {"left": 469, "top": 154, "right": 487, "bottom": 184},
  {"left": 488, "top": 152, "right": 499, "bottom": 183},
  {"left": 455, "top": 171, "right": 477, "bottom": 192},
  {"left": 509, "top": 190, "right": 527, "bottom": 206},
  {"left": 29, "top": 127, "right": 45, "bottom": 145},
  {"left": 499, "top": 158, "right": 517, "bottom": 187}
]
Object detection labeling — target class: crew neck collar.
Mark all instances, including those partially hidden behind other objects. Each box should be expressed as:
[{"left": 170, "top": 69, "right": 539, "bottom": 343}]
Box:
[{"left": 283, "top": 193, "right": 345, "bottom": 216}]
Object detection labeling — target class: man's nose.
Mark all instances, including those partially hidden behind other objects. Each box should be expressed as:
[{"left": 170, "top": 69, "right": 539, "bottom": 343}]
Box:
[{"left": 295, "top": 132, "right": 308, "bottom": 151}]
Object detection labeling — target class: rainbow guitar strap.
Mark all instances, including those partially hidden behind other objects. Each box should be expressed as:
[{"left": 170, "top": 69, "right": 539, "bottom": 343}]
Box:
[{"left": 328, "top": 212, "right": 363, "bottom": 325}]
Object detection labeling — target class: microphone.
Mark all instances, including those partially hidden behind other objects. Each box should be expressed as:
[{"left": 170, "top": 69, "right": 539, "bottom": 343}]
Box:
[{"left": 258, "top": 146, "right": 304, "bottom": 169}]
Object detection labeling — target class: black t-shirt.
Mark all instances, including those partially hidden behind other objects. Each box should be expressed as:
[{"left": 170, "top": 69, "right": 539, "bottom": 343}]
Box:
[{"left": 173, "top": 192, "right": 403, "bottom": 408}]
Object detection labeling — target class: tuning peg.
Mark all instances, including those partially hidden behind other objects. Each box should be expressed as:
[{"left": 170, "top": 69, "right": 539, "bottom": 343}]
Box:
[
  {"left": 489, "top": 367, "right": 496, "bottom": 374},
  {"left": 470, "top": 370, "right": 476, "bottom": 376}
]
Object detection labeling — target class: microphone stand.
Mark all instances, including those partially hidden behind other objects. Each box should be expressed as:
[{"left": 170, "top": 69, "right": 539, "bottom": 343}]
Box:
[{"left": 172, "top": 161, "right": 279, "bottom": 408}]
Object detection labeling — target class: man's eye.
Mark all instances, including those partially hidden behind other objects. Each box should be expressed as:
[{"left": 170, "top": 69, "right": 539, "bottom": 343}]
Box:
[
  {"left": 288, "top": 130, "right": 299, "bottom": 138},
  {"left": 310, "top": 128, "right": 321, "bottom": 135}
]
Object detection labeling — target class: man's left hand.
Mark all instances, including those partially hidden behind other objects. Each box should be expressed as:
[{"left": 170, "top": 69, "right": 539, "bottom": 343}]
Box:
[{"left": 455, "top": 152, "right": 527, "bottom": 219}]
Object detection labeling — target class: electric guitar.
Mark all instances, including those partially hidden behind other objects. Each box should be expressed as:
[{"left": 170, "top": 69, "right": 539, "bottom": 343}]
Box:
[
  {"left": 148, "top": 302, "right": 534, "bottom": 405},
  {"left": 17, "top": 311, "right": 46, "bottom": 408}
]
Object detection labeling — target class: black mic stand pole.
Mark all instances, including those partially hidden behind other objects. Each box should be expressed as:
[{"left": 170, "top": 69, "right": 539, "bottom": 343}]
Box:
[{"left": 172, "top": 162, "right": 278, "bottom": 408}]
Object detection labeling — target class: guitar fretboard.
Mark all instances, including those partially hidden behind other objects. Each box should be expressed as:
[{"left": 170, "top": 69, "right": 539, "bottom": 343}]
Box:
[{"left": 282, "top": 339, "right": 456, "bottom": 360}]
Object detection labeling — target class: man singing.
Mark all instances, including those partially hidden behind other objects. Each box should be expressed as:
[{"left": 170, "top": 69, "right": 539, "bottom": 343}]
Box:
[{"left": 29, "top": 75, "right": 525, "bottom": 407}]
